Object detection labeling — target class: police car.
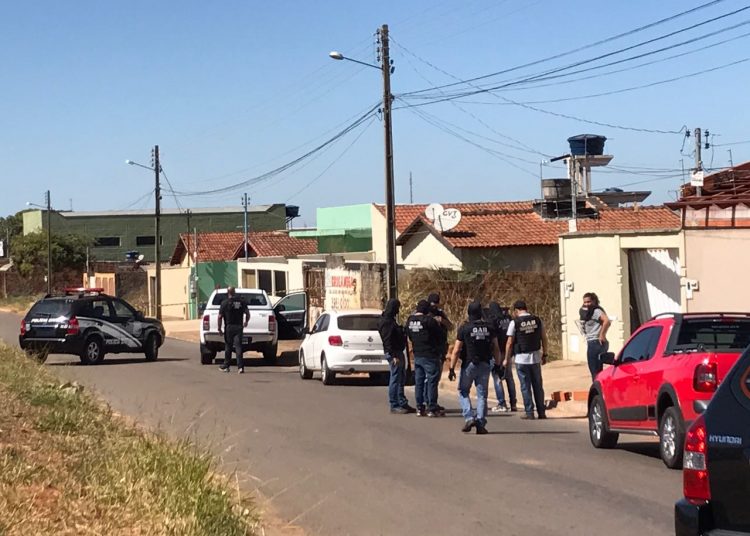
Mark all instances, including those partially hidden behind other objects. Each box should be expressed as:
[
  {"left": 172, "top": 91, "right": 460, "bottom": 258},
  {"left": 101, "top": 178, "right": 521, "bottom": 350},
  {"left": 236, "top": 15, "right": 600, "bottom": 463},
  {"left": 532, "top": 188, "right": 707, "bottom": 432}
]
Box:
[{"left": 19, "top": 287, "right": 165, "bottom": 365}]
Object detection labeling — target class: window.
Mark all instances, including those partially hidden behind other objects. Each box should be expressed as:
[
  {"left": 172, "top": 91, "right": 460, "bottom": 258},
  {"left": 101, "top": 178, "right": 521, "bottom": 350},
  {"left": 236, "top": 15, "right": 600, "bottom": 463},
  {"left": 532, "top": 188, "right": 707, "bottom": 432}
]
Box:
[
  {"left": 96, "top": 237, "right": 121, "bottom": 247},
  {"left": 274, "top": 271, "right": 287, "bottom": 297},
  {"left": 338, "top": 314, "right": 380, "bottom": 331},
  {"left": 78, "top": 299, "right": 112, "bottom": 319},
  {"left": 258, "top": 270, "right": 272, "bottom": 294},
  {"left": 621, "top": 327, "right": 662, "bottom": 363},
  {"left": 312, "top": 314, "right": 330, "bottom": 333},
  {"left": 136, "top": 236, "right": 155, "bottom": 246},
  {"left": 674, "top": 318, "right": 750, "bottom": 352},
  {"left": 210, "top": 291, "right": 267, "bottom": 307},
  {"left": 276, "top": 292, "right": 305, "bottom": 313},
  {"left": 30, "top": 299, "right": 74, "bottom": 317},
  {"left": 111, "top": 299, "right": 135, "bottom": 320}
]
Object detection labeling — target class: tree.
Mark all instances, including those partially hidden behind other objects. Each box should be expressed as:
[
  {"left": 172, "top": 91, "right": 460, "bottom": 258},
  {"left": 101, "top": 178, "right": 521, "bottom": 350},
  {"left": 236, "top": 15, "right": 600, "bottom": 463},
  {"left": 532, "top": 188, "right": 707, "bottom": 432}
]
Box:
[
  {"left": 0, "top": 212, "right": 24, "bottom": 256},
  {"left": 11, "top": 231, "right": 92, "bottom": 278}
]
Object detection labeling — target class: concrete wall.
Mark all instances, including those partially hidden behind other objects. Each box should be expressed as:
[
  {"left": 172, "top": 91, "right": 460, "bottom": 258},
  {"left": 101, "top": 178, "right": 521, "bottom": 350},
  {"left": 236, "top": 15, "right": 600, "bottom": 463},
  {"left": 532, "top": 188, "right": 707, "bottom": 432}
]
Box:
[
  {"left": 559, "top": 232, "right": 684, "bottom": 363},
  {"left": 462, "top": 245, "right": 558, "bottom": 273},
  {"left": 147, "top": 265, "right": 190, "bottom": 320},
  {"left": 684, "top": 228, "right": 750, "bottom": 312},
  {"left": 401, "top": 231, "right": 463, "bottom": 270}
]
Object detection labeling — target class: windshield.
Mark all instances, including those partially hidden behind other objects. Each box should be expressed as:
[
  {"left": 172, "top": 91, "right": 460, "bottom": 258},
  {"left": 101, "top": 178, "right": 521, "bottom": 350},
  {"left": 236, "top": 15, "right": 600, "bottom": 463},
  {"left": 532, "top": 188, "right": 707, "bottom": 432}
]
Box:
[
  {"left": 674, "top": 318, "right": 750, "bottom": 352},
  {"left": 27, "top": 299, "right": 74, "bottom": 318},
  {"left": 337, "top": 315, "right": 380, "bottom": 331},
  {"left": 210, "top": 292, "right": 267, "bottom": 307}
]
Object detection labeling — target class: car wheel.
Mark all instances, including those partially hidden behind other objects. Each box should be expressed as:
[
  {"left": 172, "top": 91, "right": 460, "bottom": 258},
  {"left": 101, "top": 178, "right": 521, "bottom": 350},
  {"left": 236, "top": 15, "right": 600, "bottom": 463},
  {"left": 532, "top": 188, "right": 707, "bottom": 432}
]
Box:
[
  {"left": 299, "top": 350, "right": 313, "bottom": 380},
  {"left": 321, "top": 354, "right": 336, "bottom": 385},
  {"left": 200, "top": 343, "right": 217, "bottom": 365},
  {"left": 262, "top": 342, "right": 278, "bottom": 364},
  {"left": 659, "top": 407, "right": 685, "bottom": 469},
  {"left": 589, "top": 395, "right": 619, "bottom": 449},
  {"left": 144, "top": 333, "right": 160, "bottom": 361},
  {"left": 80, "top": 336, "right": 105, "bottom": 365}
]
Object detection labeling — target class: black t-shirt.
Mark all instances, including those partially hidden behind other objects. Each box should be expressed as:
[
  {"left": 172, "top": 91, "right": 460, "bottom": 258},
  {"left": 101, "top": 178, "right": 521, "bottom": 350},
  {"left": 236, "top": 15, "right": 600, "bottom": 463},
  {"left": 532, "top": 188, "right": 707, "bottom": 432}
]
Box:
[
  {"left": 220, "top": 297, "right": 248, "bottom": 327},
  {"left": 378, "top": 317, "right": 406, "bottom": 355},
  {"left": 406, "top": 314, "right": 442, "bottom": 359},
  {"left": 458, "top": 320, "right": 496, "bottom": 364},
  {"left": 431, "top": 307, "right": 450, "bottom": 349}
]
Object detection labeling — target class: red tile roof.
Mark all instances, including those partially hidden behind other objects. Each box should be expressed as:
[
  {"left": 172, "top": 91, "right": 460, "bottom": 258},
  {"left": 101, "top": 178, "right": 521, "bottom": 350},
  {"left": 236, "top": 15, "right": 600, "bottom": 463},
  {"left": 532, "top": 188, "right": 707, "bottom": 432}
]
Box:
[
  {"left": 396, "top": 206, "right": 680, "bottom": 249},
  {"left": 374, "top": 202, "right": 534, "bottom": 233},
  {"left": 170, "top": 231, "right": 317, "bottom": 265},
  {"left": 669, "top": 160, "right": 750, "bottom": 207}
]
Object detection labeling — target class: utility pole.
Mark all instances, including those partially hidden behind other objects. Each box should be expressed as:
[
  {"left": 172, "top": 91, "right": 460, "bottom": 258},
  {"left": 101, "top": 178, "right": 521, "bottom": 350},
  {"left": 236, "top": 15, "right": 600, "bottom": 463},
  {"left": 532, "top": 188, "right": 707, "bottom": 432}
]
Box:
[
  {"left": 728, "top": 149, "right": 734, "bottom": 167},
  {"left": 694, "top": 128, "right": 703, "bottom": 197},
  {"left": 153, "top": 145, "right": 162, "bottom": 321},
  {"left": 242, "top": 193, "right": 249, "bottom": 262},
  {"left": 45, "top": 190, "right": 51, "bottom": 294},
  {"left": 409, "top": 171, "right": 413, "bottom": 204},
  {"left": 379, "top": 23, "right": 398, "bottom": 301},
  {"left": 185, "top": 209, "right": 192, "bottom": 267}
]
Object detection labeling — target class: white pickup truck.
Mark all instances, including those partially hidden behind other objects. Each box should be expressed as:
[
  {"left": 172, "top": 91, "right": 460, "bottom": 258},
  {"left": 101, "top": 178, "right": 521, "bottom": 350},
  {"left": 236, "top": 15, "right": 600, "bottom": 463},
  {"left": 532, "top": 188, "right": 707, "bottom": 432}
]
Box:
[{"left": 199, "top": 288, "right": 307, "bottom": 365}]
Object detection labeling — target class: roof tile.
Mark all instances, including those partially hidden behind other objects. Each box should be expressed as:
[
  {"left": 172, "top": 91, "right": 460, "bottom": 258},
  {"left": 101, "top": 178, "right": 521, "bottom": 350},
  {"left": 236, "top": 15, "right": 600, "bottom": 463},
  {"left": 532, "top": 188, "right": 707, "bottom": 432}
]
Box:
[{"left": 170, "top": 231, "right": 316, "bottom": 265}]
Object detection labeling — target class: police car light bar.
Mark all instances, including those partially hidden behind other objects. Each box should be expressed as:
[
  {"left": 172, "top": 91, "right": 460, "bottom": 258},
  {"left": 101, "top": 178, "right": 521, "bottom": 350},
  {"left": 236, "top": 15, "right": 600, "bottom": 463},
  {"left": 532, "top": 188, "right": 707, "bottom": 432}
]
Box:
[{"left": 63, "top": 287, "right": 105, "bottom": 296}]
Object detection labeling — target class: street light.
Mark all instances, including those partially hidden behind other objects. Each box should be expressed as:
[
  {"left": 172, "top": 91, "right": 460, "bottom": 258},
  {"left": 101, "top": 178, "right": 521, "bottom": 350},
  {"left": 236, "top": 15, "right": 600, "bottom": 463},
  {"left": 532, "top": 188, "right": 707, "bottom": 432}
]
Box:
[
  {"left": 27, "top": 191, "right": 52, "bottom": 294},
  {"left": 329, "top": 24, "right": 398, "bottom": 301},
  {"left": 126, "top": 147, "right": 162, "bottom": 320}
]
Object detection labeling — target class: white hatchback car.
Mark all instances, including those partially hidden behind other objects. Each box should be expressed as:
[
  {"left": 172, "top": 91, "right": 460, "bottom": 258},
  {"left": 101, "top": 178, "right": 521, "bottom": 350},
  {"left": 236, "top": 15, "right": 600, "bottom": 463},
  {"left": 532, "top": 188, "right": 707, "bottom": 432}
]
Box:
[{"left": 298, "top": 309, "right": 389, "bottom": 385}]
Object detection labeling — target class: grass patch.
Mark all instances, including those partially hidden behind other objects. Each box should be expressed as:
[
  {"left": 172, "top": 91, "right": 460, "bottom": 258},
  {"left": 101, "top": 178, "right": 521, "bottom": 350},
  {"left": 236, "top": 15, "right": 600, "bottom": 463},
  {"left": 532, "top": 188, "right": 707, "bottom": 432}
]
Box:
[
  {"left": 0, "top": 295, "right": 40, "bottom": 314},
  {"left": 0, "top": 343, "right": 258, "bottom": 535}
]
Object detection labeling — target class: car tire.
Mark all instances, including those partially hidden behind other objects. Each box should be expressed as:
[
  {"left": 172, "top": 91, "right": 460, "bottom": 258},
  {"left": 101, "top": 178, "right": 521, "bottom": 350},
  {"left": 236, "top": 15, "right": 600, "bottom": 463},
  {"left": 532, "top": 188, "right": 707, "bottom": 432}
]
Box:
[
  {"left": 262, "top": 342, "right": 278, "bottom": 364},
  {"left": 370, "top": 372, "right": 390, "bottom": 386},
  {"left": 589, "top": 395, "right": 619, "bottom": 449},
  {"left": 659, "top": 406, "right": 685, "bottom": 469},
  {"left": 321, "top": 354, "right": 336, "bottom": 386},
  {"left": 80, "top": 335, "right": 105, "bottom": 365},
  {"left": 299, "top": 351, "right": 313, "bottom": 380},
  {"left": 144, "top": 333, "right": 160, "bottom": 361},
  {"left": 200, "top": 343, "right": 216, "bottom": 365}
]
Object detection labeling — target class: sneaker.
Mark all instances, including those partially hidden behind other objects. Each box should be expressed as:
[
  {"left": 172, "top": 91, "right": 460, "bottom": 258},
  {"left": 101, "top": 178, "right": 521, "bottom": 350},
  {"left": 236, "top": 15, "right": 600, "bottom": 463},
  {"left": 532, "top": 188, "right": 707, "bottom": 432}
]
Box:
[
  {"left": 436, "top": 404, "right": 446, "bottom": 412},
  {"left": 390, "top": 407, "right": 410, "bottom": 415},
  {"left": 461, "top": 420, "right": 475, "bottom": 433},
  {"left": 510, "top": 406, "right": 518, "bottom": 412},
  {"left": 402, "top": 405, "right": 417, "bottom": 414},
  {"left": 475, "top": 424, "right": 489, "bottom": 435},
  {"left": 427, "top": 409, "right": 445, "bottom": 418},
  {"left": 219, "top": 366, "right": 230, "bottom": 373},
  {"left": 520, "top": 414, "right": 536, "bottom": 420},
  {"left": 416, "top": 406, "right": 427, "bottom": 417},
  {"left": 237, "top": 368, "right": 245, "bottom": 374},
  {"left": 537, "top": 414, "right": 548, "bottom": 420},
  {"left": 490, "top": 404, "right": 510, "bottom": 413}
]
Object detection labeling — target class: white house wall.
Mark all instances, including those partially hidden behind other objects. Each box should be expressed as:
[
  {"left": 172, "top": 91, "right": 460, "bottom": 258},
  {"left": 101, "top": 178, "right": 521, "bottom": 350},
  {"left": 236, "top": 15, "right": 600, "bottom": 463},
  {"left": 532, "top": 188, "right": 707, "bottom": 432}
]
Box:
[{"left": 401, "top": 230, "right": 463, "bottom": 270}]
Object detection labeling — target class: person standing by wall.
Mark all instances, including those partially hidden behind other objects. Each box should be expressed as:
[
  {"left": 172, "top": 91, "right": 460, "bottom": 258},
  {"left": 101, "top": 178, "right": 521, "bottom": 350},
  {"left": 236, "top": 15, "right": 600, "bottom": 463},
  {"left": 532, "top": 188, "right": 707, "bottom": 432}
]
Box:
[
  {"left": 579, "top": 292, "right": 611, "bottom": 381},
  {"left": 379, "top": 298, "right": 415, "bottom": 414},
  {"left": 449, "top": 301, "right": 503, "bottom": 434},
  {"left": 218, "top": 287, "right": 250, "bottom": 374},
  {"left": 407, "top": 300, "right": 444, "bottom": 418},
  {"left": 505, "top": 300, "right": 549, "bottom": 420}
]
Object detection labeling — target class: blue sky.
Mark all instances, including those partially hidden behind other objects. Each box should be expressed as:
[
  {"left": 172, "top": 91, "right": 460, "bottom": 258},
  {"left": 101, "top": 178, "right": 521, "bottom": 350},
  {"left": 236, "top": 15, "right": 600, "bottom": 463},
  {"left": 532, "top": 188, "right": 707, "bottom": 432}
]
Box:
[{"left": 2, "top": 0, "right": 749, "bottom": 226}]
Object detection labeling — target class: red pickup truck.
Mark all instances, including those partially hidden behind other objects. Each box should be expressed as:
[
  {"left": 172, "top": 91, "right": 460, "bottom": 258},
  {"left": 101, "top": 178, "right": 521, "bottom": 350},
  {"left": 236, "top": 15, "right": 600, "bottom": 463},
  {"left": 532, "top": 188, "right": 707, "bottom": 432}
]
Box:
[{"left": 588, "top": 312, "right": 750, "bottom": 468}]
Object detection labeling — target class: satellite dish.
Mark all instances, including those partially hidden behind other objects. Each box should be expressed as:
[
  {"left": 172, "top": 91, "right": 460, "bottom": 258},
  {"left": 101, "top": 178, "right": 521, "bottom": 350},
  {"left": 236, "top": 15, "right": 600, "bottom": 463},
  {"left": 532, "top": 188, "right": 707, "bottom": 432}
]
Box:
[
  {"left": 424, "top": 203, "right": 444, "bottom": 222},
  {"left": 434, "top": 208, "right": 462, "bottom": 232},
  {"left": 137, "top": 254, "right": 145, "bottom": 262}
]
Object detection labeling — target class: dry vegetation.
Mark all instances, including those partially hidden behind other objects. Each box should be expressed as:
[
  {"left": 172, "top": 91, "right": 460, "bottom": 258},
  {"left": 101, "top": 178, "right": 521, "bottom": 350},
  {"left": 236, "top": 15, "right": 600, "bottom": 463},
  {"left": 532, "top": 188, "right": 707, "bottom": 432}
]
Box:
[
  {"left": 400, "top": 269, "right": 562, "bottom": 359},
  {"left": 0, "top": 343, "right": 259, "bottom": 536}
]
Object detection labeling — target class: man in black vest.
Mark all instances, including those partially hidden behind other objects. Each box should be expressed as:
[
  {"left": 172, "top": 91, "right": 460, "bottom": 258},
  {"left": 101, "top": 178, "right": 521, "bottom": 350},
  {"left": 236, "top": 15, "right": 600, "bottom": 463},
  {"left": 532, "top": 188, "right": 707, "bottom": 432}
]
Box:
[
  {"left": 505, "top": 300, "right": 549, "bottom": 419},
  {"left": 448, "top": 301, "right": 503, "bottom": 434},
  {"left": 426, "top": 292, "right": 453, "bottom": 412},
  {"left": 218, "top": 287, "right": 250, "bottom": 374},
  {"left": 487, "top": 302, "right": 517, "bottom": 413},
  {"left": 406, "top": 300, "right": 444, "bottom": 417},
  {"left": 378, "top": 298, "right": 416, "bottom": 414}
]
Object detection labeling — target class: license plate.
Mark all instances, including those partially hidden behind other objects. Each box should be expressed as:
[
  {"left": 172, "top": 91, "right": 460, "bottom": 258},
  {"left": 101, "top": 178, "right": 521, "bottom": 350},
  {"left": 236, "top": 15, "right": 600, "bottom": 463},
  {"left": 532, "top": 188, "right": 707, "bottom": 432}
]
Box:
[{"left": 361, "top": 357, "right": 382, "bottom": 363}]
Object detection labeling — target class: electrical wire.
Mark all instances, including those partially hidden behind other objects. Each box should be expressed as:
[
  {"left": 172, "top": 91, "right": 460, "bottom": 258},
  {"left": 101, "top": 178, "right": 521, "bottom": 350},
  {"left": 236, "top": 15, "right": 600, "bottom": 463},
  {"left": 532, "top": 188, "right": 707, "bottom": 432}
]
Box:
[
  {"left": 120, "top": 190, "right": 155, "bottom": 210},
  {"left": 159, "top": 166, "right": 184, "bottom": 213},
  {"left": 713, "top": 139, "right": 750, "bottom": 147}
]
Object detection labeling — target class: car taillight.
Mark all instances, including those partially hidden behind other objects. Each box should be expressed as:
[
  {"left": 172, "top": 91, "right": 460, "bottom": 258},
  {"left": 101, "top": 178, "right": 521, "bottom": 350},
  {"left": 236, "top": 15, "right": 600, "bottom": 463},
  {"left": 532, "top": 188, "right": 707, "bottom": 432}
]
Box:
[
  {"left": 683, "top": 415, "right": 710, "bottom": 504},
  {"left": 694, "top": 361, "right": 718, "bottom": 392},
  {"left": 328, "top": 335, "right": 343, "bottom": 347},
  {"left": 66, "top": 317, "right": 80, "bottom": 336},
  {"left": 20, "top": 319, "right": 26, "bottom": 336},
  {"left": 202, "top": 315, "right": 210, "bottom": 331},
  {"left": 268, "top": 314, "right": 276, "bottom": 333}
]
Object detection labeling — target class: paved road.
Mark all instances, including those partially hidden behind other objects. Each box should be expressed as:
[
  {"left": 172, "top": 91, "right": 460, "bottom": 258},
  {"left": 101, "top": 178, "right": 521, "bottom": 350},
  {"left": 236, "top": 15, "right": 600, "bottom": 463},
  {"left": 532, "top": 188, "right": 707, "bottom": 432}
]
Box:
[{"left": 1, "top": 311, "right": 680, "bottom": 535}]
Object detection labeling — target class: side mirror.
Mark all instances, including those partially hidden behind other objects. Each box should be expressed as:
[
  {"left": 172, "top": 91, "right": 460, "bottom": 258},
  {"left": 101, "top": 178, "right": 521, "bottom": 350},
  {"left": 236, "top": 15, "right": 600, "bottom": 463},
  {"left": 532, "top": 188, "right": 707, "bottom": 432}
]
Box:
[
  {"left": 135, "top": 311, "right": 145, "bottom": 320},
  {"left": 600, "top": 352, "right": 616, "bottom": 365}
]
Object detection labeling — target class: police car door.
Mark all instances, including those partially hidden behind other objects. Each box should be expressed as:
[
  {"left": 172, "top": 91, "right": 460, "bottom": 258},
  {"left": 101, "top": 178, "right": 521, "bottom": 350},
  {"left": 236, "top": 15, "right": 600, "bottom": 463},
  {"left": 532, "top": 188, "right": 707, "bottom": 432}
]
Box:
[
  {"left": 83, "top": 298, "right": 122, "bottom": 350},
  {"left": 109, "top": 298, "right": 144, "bottom": 351}
]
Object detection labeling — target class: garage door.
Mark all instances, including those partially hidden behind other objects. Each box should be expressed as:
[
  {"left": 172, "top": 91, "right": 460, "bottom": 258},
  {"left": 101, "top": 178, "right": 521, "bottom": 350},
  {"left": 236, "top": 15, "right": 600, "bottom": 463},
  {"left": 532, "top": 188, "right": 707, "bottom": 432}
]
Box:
[{"left": 628, "top": 248, "right": 681, "bottom": 325}]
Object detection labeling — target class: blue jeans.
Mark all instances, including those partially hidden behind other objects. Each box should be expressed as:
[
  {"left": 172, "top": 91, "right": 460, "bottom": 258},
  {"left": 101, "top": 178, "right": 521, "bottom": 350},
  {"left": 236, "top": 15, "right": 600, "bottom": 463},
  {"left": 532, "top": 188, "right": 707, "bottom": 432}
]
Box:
[
  {"left": 492, "top": 366, "right": 517, "bottom": 408},
  {"left": 587, "top": 340, "right": 609, "bottom": 380},
  {"left": 414, "top": 356, "right": 440, "bottom": 411},
  {"left": 386, "top": 352, "right": 409, "bottom": 409},
  {"left": 516, "top": 363, "right": 545, "bottom": 417},
  {"left": 458, "top": 361, "right": 491, "bottom": 426}
]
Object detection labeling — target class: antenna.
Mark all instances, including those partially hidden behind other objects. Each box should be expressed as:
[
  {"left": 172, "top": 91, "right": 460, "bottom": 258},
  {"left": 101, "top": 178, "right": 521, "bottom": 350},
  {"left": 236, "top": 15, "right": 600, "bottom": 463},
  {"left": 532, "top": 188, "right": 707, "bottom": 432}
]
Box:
[
  {"left": 424, "top": 203, "right": 444, "bottom": 222},
  {"left": 425, "top": 204, "right": 461, "bottom": 232},
  {"left": 409, "top": 171, "right": 413, "bottom": 204}
]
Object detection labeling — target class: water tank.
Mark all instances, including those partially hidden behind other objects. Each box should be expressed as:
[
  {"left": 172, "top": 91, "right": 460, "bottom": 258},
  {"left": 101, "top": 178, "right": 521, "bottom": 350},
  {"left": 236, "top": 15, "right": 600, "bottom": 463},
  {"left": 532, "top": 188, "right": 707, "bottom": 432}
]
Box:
[
  {"left": 285, "top": 205, "right": 300, "bottom": 219},
  {"left": 567, "top": 134, "right": 606, "bottom": 156},
  {"left": 542, "top": 178, "right": 572, "bottom": 200}
]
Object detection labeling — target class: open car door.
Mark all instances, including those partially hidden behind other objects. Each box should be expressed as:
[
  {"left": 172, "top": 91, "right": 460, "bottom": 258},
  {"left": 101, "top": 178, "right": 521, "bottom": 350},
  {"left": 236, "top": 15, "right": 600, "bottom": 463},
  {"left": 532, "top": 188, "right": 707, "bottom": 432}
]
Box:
[{"left": 274, "top": 292, "right": 307, "bottom": 340}]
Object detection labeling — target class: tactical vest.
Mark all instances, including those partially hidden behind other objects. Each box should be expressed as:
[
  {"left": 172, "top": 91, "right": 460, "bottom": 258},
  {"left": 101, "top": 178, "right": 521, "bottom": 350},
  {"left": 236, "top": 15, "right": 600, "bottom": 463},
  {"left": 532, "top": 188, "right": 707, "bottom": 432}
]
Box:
[
  {"left": 513, "top": 315, "right": 542, "bottom": 353},
  {"left": 464, "top": 320, "right": 493, "bottom": 364},
  {"left": 406, "top": 315, "right": 439, "bottom": 359}
]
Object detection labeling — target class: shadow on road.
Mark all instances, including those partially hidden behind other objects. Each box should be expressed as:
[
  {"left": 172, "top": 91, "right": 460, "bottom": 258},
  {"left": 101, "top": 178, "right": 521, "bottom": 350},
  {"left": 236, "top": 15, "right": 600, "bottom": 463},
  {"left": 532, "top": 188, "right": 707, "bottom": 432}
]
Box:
[
  {"left": 47, "top": 357, "right": 189, "bottom": 367},
  {"left": 617, "top": 441, "right": 661, "bottom": 460},
  {"left": 485, "top": 430, "right": 580, "bottom": 435}
]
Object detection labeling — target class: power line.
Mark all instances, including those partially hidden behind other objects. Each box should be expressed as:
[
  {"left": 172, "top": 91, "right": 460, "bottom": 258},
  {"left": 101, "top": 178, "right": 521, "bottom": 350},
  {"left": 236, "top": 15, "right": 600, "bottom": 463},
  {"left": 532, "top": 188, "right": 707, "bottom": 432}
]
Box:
[
  {"left": 399, "top": 0, "right": 732, "bottom": 97},
  {"left": 713, "top": 139, "right": 750, "bottom": 147}
]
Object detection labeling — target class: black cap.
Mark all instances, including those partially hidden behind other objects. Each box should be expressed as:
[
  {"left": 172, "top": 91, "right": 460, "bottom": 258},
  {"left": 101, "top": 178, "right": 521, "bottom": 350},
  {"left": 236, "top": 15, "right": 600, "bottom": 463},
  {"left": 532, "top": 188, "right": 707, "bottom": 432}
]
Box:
[
  {"left": 427, "top": 293, "right": 440, "bottom": 305},
  {"left": 513, "top": 300, "right": 528, "bottom": 310},
  {"left": 416, "top": 300, "right": 430, "bottom": 314}
]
